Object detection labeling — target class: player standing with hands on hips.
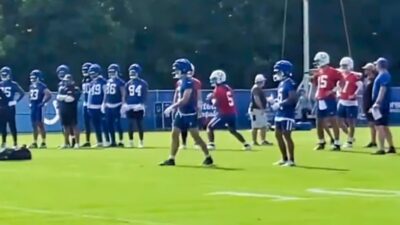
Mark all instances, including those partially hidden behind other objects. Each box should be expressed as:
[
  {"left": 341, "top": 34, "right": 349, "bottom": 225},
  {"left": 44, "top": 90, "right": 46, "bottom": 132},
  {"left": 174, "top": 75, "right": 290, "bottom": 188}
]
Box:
[
  {"left": 268, "top": 60, "right": 298, "bottom": 167},
  {"left": 160, "top": 58, "right": 213, "bottom": 166},
  {"left": 370, "top": 57, "right": 396, "bottom": 155}
]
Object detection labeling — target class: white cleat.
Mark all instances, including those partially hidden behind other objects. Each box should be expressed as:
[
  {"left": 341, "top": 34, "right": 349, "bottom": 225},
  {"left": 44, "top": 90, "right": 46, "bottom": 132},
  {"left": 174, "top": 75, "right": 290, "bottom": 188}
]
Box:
[
  {"left": 59, "top": 144, "right": 70, "bottom": 149},
  {"left": 138, "top": 141, "right": 144, "bottom": 149},
  {"left": 128, "top": 140, "right": 134, "bottom": 148},
  {"left": 273, "top": 160, "right": 287, "bottom": 166},
  {"left": 283, "top": 160, "right": 296, "bottom": 167},
  {"left": 193, "top": 144, "right": 201, "bottom": 150},
  {"left": 92, "top": 143, "right": 103, "bottom": 148},
  {"left": 243, "top": 144, "right": 252, "bottom": 151},
  {"left": 179, "top": 145, "right": 187, "bottom": 150},
  {"left": 74, "top": 143, "right": 80, "bottom": 149},
  {"left": 207, "top": 144, "right": 216, "bottom": 151},
  {"left": 343, "top": 142, "right": 353, "bottom": 149}
]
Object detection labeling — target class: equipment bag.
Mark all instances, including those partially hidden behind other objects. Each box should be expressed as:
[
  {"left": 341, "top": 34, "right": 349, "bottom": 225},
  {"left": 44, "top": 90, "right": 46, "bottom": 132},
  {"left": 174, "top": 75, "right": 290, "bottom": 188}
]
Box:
[{"left": 0, "top": 146, "right": 32, "bottom": 161}]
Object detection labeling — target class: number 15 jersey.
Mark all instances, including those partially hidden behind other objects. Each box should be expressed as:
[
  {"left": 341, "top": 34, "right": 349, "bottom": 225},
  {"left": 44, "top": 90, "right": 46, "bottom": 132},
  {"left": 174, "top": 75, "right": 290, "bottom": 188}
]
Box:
[
  {"left": 213, "top": 84, "right": 236, "bottom": 115},
  {"left": 314, "top": 66, "right": 342, "bottom": 100}
]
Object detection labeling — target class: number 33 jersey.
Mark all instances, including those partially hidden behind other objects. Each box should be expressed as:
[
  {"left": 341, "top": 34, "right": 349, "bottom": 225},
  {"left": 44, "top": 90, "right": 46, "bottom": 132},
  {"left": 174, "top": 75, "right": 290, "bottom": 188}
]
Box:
[
  {"left": 213, "top": 84, "right": 236, "bottom": 116},
  {"left": 124, "top": 78, "right": 148, "bottom": 105},
  {"left": 29, "top": 81, "right": 48, "bottom": 106},
  {"left": 314, "top": 66, "right": 342, "bottom": 100}
]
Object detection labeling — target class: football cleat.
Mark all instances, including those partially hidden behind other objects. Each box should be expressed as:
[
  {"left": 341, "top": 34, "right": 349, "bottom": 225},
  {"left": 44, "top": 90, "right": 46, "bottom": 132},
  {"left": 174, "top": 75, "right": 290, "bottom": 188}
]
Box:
[
  {"left": 261, "top": 140, "right": 273, "bottom": 146},
  {"left": 372, "top": 150, "right": 386, "bottom": 155},
  {"left": 243, "top": 143, "right": 252, "bottom": 151},
  {"left": 159, "top": 158, "right": 176, "bottom": 166},
  {"left": 74, "top": 143, "right": 80, "bottom": 149},
  {"left": 138, "top": 141, "right": 144, "bottom": 149},
  {"left": 179, "top": 145, "right": 187, "bottom": 150},
  {"left": 314, "top": 143, "right": 325, "bottom": 151},
  {"left": 203, "top": 156, "right": 214, "bottom": 166},
  {"left": 342, "top": 142, "right": 353, "bottom": 149},
  {"left": 92, "top": 143, "right": 103, "bottom": 148},
  {"left": 364, "top": 142, "right": 377, "bottom": 148},
  {"left": 59, "top": 144, "right": 70, "bottom": 149},
  {"left": 386, "top": 147, "right": 397, "bottom": 154},
  {"left": 207, "top": 143, "right": 216, "bottom": 150},
  {"left": 81, "top": 142, "right": 91, "bottom": 148},
  {"left": 273, "top": 160, "right": 287, "bottom": 166},
  {"left": 39, "top": 143, "right": 47, "bottom": 149},
  {"left": 118, "top": 142, "right": 125, "bottom": 148},
  {"left": 331, "top": 144, "right": 341, "bottom": 151},
  {"left": 29, "top": 143, "right": 38, "bottom": 149},
  {"left": 283, "top": 160, "right": 296, "bottom": 167}
]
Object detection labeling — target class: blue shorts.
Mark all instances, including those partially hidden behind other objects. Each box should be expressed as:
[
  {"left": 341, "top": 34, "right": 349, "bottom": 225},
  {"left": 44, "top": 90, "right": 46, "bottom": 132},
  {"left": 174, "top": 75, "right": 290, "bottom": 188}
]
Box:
[
  {"left": 374, "top": 108, "right": 390, "bottom": 126},
  {"left": 317, "top": 98, "right": 337, "bottom": 118},
  {"left": 88, "top": 108, "right": 105, "bottom": 121},
  {"left": 275, "top": 120, "right": 295, "bottom": 132},
  {"left": 30, "top": 105, "right": 43, "bottom": 123},
  {"left": 105, "top": 106, "right": 121, "bottom": 121},
  {"left": 173, "top": 113, "right": 198, "bottom": 130},
  {"left": 337, "top": 104, "right": 358, "bottom": 119},
  {"left": 207, "top": 114, "right": 236, "bottom": 130}
]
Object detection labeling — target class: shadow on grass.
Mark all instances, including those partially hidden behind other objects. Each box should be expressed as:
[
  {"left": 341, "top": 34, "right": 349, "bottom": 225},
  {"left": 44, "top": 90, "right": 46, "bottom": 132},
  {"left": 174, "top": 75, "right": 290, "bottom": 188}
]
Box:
[
  {"left": 176, "top": 165, "right": 245, "bottom": 171},
  {"left": 296, "top": 165, "right": 350, "bottom": 172},
  {"left": 339, "top": 150, "right": 375, "bottom": 155},
  {"left": 211, "top": 149, "right": 262, "bottom": 152}
]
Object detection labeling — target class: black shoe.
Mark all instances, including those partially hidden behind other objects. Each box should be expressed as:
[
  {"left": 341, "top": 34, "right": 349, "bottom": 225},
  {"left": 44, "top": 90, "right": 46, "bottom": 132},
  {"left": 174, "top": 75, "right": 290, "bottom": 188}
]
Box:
[
  {"left": 109, "top": 143, "right": 118, "bottom": 148},
  {"left": 159, "top": 159, "right": 175, "bottom": 166},
  {"left": 261, "top": 140, "right": 273, "bottom": 146},
  {"left": 364, "top": 142, "right": 377, "bottom": 148},
  {"left": 118, "top": 142, "right": 125, "bottom": 147},
  {"left": 82, "top": 142, "right": 91, "bottom": 148},
  {"left": 386, "top": 147, "right": 397, "bottom": 154},
  {"left": 39, "top": 143, "right": 47, "bottom": 149},
  {"left": 314, "top": 143, "right": 325, "bottom": 151},
  {"left": 372, "top": 150, "right": 386, "bottom": 155},
  {"left": 331, "top": 144, "right": 341, "bottom": 151},
  {"left": 330, "top": 139, "right": 335, "bottom": 145},
  {"left": 203, "top": 156, "right": 214, "bottom": 166},
  {"left": 253, "top": 142, "right": 260, "bottom": 146},
  {"left": 29, "top": 143, "right": 38, "bottom": 149}
]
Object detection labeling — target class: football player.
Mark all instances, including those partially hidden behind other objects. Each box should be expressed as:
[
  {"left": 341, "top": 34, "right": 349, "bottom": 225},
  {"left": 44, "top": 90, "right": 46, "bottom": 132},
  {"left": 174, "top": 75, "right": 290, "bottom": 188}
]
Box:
[
  {"left": 311, "top": 52, "right": 343, "bottom": 151},
  {"left": 270, "top": 60, "right": 297, "bottom": 166},
  {"left": 160, "top": 58, "right": 213, "bottom": 166},
  {"left": 0, "top": 67, "right": 25, "bottom": 148},
  {"left": 103, "top": 64, "right": 125, "bottom": 147},
  {"left": 87, "top": 64, "right": 110, "bottom": 147},
  {"left": 28, "top": 70, "right": 52, "bottom": 148},
  {"left": 121, "top": 64, "right": 148, "bottom": 148},
  {"left": 337, "top": 57, "right": 363, "bottom": 148},
  {"left": 249, "top": 74, "right": 272, "bottom": 146},
  {"left": 56, "top": 74, "right": 80, "bottom": 148},
  {"left": 206, "top": 70, "right": 251, "bottom": 151},
  {"left": 81, "top": 62, "right": 92, "bottom": 147},
  {"left": 173, "top": 63, "right": 201, "bottom": 149},
  {"left": 371, "top": 57, "right": 395, "bottom": 154}
]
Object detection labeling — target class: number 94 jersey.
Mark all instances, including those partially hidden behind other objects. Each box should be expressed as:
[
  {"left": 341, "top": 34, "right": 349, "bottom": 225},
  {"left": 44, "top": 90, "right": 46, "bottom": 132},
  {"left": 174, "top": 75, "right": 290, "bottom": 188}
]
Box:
[
  {"left": 313, "top": 66, "right": 342, "bottom": 100},
  {"left": 213, "top": 84, "right": 236, "bottom": 115},
  {"left": 125, "top": 78, "right": 148, "bottom": 105}
]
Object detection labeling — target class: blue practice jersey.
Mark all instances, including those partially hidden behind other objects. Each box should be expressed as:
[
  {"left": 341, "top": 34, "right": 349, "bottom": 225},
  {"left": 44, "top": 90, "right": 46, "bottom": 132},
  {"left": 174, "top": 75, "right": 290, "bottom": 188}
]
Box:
[
  {"left": 275, "top": 78, "right": 296, "bottom": 120},
  {"left": 88, "top": 76, "right": 107, "bottom": 107},
  {"left": 125, "top": 78, "right": 148, "bottom": 105},
  {"left": 82, "top": 77, "right": 92, "bottom": 107},
  {"left": 177, "top": 77, "right": 197, "bottom": 115},
  {"left": 105, "top": 77, "right": 125, "bottom": 105},
  {"left": 0, "top": 80, "right": 24, "bottom": 101},
  {"left": 29, "top": 82, "right": 48, "bottom": 105},
  {"left": 372, "top": 71, "right": 391, "bottom": 110}
]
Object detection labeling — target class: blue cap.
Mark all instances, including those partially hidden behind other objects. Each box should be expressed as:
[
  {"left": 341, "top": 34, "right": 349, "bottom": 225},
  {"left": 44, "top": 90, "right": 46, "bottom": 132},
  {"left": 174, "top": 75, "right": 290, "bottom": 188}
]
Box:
[{"left": 374, "top": 57, "right": 389, "bottom": 69}]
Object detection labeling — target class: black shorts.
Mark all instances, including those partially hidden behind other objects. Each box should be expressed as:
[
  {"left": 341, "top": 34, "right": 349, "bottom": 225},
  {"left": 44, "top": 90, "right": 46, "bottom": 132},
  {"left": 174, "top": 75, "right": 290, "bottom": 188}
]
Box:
[
  {"left": 60, "top": 108, "right": 77, "bottom": 126},
  {"left": 126, "top": 110, "right": 144, "bottom": 120}
]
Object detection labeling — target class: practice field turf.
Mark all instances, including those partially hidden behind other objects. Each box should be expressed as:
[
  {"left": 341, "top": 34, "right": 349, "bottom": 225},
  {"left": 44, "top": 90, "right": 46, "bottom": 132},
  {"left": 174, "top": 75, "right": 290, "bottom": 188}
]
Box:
[{"left": 0, "top": 128, "right": 400, "bottom": 225}]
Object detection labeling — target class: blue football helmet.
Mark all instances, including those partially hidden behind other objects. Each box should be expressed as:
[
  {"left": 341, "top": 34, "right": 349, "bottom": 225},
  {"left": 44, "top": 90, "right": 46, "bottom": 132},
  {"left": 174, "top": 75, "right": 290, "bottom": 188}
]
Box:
[
  {"left": 30, "top": 69, "right": 43, "bottom": 84},
  {"left": 273, "top": 60, "right": 293, "bottom": 82},
  {"left": 129, "top": 64, "right": 142, "bottom": 79},
  {"left": 82, "top": 62, "right": 92, "bottom": 77},
  {"left": 63, "top": 74, "right": 74, "bottom": 85},
  {"left": 108, "top": 64, "right": 120, "bottom": 78},
  {"left": 88, "top": 64, "right": 102, "bottom": 79},
  {"left": 172, "top": 58, "right": 193, "bottom": 79},
  {"left": 56, "top": 64, "right": 70, "bottom": 80},
  {"left": 0, "top": 66, "right": 12, "bottom": 81}
]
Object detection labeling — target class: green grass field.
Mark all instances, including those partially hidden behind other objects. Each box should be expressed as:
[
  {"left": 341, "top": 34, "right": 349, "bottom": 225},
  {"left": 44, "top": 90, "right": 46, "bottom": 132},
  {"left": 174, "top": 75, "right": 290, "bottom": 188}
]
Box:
[{"left": 0, "top": 128, "right": 400, "bottom": 225}]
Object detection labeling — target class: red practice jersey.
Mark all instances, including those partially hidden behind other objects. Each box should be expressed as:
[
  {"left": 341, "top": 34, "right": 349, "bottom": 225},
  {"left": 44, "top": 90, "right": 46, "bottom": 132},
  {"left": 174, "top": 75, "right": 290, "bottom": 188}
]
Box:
[
  {"left": 313, "top": 66, "right": 343, "bottom": 100},
  {"left": 213, "top": 84, "right": 236, "bottom": 115},
  {"left": 339, "top": 72, "right": 360, "bottom": 101}
]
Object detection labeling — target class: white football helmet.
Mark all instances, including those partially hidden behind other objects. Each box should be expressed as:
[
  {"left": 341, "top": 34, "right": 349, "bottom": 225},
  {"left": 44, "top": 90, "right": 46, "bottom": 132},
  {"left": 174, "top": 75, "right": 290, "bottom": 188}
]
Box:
[
  {"left": 188, "top": 63, "right": 195, "bottom": 77},
  {"left": 313, "top": 51, "right": 330, "bottom": 68},
  {"left": 339, "top": 56, "right": 354, "bottom": 71},
  {"left": 209, "top": 70, "right": 227, "bottom": 86}
]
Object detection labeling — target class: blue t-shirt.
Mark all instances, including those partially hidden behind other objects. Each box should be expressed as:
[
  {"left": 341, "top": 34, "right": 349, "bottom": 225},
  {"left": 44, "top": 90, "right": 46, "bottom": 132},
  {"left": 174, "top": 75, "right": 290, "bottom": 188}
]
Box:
[
  {"left": 0, "top": 80, "right": 24, "bottom": 101},
  {"left": 29, "top": 82, "right": 48, "bottom": 106},
  {"left": 372, "top": 72, "right": 391, "bottom": 110},
  {"left": 275, "top": 78, "right": 296, "bottom": 120},
  {"left": 177, "top": 77, "right": 197, "bottom": 114},
  {"left": 88, "top": 76, "right": 107, "bottom": 106},
  {"left": 125, "top": 78, "right": 148, "bottom": 105},
  {"left": 105, "top": 77, "right": 125, "bottom": 105}
]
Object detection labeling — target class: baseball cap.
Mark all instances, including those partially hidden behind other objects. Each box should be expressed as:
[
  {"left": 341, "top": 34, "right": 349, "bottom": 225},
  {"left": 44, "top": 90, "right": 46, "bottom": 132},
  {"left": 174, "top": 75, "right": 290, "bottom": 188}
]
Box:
[
  {"left": 362, "top": 62, "right": 375, "bottom": 70},
  {"left": 374, "top": 57, "right": 389, "bottom": 69},
  {"left": 254, "top": 74, "right": 266, "bottom": 83}
]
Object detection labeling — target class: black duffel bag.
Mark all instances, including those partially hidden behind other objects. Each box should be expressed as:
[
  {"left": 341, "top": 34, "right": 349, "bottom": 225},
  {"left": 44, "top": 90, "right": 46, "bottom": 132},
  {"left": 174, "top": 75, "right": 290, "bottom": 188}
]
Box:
[{"left": 0, "top": 145, "right": 32, "bottom": 161}]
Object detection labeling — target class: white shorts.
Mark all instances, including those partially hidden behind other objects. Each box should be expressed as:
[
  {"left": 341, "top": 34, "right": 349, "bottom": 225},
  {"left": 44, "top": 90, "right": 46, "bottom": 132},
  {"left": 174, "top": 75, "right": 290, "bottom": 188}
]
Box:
[{"left": 250, "top": 109, "right": 268, "bottom": 129}]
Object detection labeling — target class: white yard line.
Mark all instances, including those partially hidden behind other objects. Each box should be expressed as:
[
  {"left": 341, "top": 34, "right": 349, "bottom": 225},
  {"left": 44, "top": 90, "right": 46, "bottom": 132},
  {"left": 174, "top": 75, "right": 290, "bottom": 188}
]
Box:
[
  {"left": 307, "top": 188, "right": 399, "bottom": 197},
  {"left": 0, "top": 205, "right": 175, "bottom": 225},
  {"left": 206, "top": 191, "right": 305, "bottom": 201},
  {"left": 343, "top": 188, "right": 400, "bottom": 195}
]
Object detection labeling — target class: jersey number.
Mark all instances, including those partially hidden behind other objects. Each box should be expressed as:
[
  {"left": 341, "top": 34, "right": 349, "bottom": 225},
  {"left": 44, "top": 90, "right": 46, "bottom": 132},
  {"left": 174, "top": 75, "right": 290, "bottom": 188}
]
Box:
[
  {"left": 129, "top": 85, "right": 142, "bottom": 97},
  {"left": 342, "top": 81, "right": 349, "bottom": 93},
  {"left": 0, "top": 87, "right": 11, "bottom": 98},
  {"left": 106, "top": 84, "right": 117, "bottom": 95},
  {"left": 90, "top": 84, "right": 102, "bottom": 95},
  {"left": 82, "top": 83, "right": 90, "bottom": 94},
  {"left": 318, "top": 75, "right": 328, "bottom": 88},
  {"left": 226, "top": 91, "right": 234, "bottom": 107},
  {"left": 30, "top": 89, "right": 39, "bottom": 100}
]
